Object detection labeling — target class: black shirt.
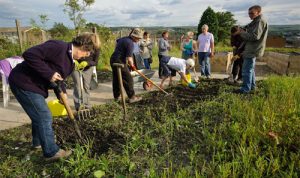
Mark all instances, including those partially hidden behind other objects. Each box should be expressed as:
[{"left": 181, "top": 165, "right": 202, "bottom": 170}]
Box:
[{"left": 110, "top": 36, "right": 134, "bottom": 64}]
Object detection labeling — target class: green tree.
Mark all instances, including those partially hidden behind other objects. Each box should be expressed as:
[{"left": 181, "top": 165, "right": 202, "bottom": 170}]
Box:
[
  {"left": 197, "top": 6, "right": 219, "bottom": 42},
  {"left": 29, "top": 14, "right": 49, "bottom": 30},
  {"left": 49, "top": 22, "right": 73, "bottom": 41},
  {"left": 64, "top": 0, "right": 95, "bottom": 34},
  {"left": 216, "top": 11, "right": 236, "bottom": 43}
]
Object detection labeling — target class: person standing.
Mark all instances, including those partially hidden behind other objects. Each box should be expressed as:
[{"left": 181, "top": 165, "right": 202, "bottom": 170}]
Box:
[
  {"left": 110, "top": 28, "right": 143, "bottom": 103},
  {"left": 197, "top": 24, "right": 215, "bottom": 79},
  {"left": 181, "top": 31, "right": 197, "bottom": 60},
  {"left": 158, "top": 31, "right": 171, "bottom": 78},
  {"left": 72, "top": 32, "right": 100, "bottom": 111},
  {"left": 233, "top": 5, "right": 268, "bottom": 93},
  {"left": 8, "top": 34, "right": 97, "bottom": 161},
  {"left": 140, "top": 32, "right": 153, "bottom": 69}
]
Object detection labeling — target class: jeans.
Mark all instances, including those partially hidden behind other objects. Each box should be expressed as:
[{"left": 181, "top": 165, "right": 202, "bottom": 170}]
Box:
[
  {"left": 10, "top": 83, "right": 59, "bottom": 158},
  {"left": 198, "top": 52, "right": 211, "bottom": 77},
  {"left": 241, "top": 57, "right": 256, "bottom": 93},
  {"left": 143, "top": 58, "right": 151, "bottom": 69},
  {"left": 71, "top": 67, "right": 93, "bottom": 111}
]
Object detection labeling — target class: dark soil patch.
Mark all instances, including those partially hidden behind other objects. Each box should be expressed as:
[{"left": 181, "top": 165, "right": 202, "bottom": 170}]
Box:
[{"left": 53, "top": 79, "right": 230, "bottom": 155}]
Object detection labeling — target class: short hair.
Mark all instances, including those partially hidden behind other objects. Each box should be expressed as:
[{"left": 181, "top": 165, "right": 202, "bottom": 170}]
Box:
[
  {"left": 143, "top": 31, "right": 149, "bottom": 36},
  {"left": 72, "top": 33, "right": 100, "bottom": 52},
  {"left": 162, "top": 31, "right": 168, "bottom": 37},
  {"left": 202, "top": 24, "right": 209, "bottom": 30},
  {"left": 231, "top": 26, "right": 239, "bottom": 34},
  {"left": 249, "top": 5, "right": 261, "bottom": 13}
]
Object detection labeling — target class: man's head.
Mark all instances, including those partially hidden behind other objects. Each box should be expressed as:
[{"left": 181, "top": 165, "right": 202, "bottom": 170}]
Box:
[
  {"left": 202, "top": 24, "right": 209, "bottom": 34},
  {"left": 186, "top": 58, "right": 195, "bottom": 69},
  {"left": 130, "top": 28, "right": 143, "bottom": 42},
  {"left": 248, "top": 5, "right": 261, "bottom": 20}
]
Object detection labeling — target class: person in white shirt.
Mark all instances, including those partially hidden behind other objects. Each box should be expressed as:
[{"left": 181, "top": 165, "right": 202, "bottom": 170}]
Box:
[
  {"left": 197, "top": 24, "right": 215, "bottom": 79},
  {"left": 159, "top": 56, "right": 197, "bottom": 89}
]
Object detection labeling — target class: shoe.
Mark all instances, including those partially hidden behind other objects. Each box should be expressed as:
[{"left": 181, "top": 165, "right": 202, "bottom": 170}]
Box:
[
  {"left": 235, "top": 79, "right": 243, "bottom": 84},
  {"left": 114, "top": 96, "right": 121, "bottom": 102},
  {"left": 206, "top": 75, "right": 211, "bottom": 79},
  {"left": 45, "top": 149, "right": 72, "bottom": 162},
  {"left": 32, "top": 145, "right": 42, "bottom": 150},
  {"left": 128, "top": 96, "right": 142, "bottom": 103}
]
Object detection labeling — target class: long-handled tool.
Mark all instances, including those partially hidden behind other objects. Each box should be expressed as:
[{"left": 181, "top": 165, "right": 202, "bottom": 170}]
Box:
[
  {"left": 112, "top": 63, "right": 127, "bottom": 118},
  {"left": 51, "top": 82, "right": 82, "bottom": 139},
  {"left": 77, "top": 70, "right": 92, "bottom": 120},
  {"left": 132, "top": 68, "right": 170, "bottom": 95}
]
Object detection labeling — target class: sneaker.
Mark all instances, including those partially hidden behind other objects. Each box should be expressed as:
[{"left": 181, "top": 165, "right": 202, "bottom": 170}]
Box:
[
  {"left": 206, "top": 75, "right": 211, "bottom": 79},
  {"left": 32, "top": 145, "right": 42, "bottom": 150},
  {"left": 128, "top": 96, "right": 142, "bottom": 103},
  {"left": 45, "top": 149, "right": 72, "bottom": 162},
  {"left": 235, "top": 79, "right": 243, "bottom": 84}
]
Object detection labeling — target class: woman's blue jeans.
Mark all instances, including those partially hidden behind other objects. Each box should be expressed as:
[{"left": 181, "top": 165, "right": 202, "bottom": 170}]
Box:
[
  {"left": 10, "top": 83, "right": 59, "bottom": 158},
  {"left": 198, "top": 52, "right": 211, "bottom": 77}
]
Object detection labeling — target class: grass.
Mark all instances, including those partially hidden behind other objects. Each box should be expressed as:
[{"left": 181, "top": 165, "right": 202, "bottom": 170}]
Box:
[{"left": 0, "top": 76, "right": 299, "bottom": 177}]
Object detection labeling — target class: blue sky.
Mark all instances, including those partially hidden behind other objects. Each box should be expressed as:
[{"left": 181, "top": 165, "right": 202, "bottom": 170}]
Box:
[{"left": 0, "top": 0, "right": 299, "bottom": 28}]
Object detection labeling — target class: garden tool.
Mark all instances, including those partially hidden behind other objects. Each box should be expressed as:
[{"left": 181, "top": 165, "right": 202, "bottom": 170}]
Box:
[
  {"left": 50, "top": 82, "right": 82, "bottom": 139},
  {"left": 77, "top": 69, "right": 92, "bottom": 120},
  {"left": 132, "top": 67, "right": 171, "bottom": 95},
  {"left": 112, "top": 63, "right": 127, "bottom": 118}
]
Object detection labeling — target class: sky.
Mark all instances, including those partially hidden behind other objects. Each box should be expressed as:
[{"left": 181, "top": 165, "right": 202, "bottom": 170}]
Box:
[{"left": 0, "top": 0, "right": 300, "bottom": 28}]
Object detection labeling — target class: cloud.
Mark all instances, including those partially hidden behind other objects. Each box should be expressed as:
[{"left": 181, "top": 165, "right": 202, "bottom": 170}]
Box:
[{"left": 0, "top": 0, "right": 299, "bottom": 28}]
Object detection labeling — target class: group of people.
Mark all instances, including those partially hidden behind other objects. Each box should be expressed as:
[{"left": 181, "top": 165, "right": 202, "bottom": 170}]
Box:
[{"left": 7, "top": 4, "right": 268, "bottom": 161}]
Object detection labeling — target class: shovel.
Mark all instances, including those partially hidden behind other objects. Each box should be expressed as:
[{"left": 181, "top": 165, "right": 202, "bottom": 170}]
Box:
[
  {"left": 50, "top": 82, "right": 82, "bottom": 139},
  {"left": 132, "top": 68, "right": 171, "bottom": 95}
]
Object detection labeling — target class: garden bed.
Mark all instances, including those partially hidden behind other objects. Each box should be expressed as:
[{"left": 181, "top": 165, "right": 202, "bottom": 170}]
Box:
[{"left": 1, "top": 77, "right": 299, "bottom": 177}]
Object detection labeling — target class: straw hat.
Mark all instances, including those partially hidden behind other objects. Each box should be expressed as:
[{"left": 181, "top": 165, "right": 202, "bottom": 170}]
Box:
[{"left": 130, "top": 28, "right": 143, "bottom": 39}]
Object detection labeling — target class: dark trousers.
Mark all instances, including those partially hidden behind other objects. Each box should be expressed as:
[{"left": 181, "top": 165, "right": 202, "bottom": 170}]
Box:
[
  {"left": 232, "top": 57, "right": 243, "bottom": 80},
  {"left": 111, "top": 64, "right": 135, "bottom": 99},
  {"left": 158, "top": 54, "right": 163, "bottom": 78}
]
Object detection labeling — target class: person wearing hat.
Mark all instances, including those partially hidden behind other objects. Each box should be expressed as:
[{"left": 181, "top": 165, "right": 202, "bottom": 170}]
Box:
[
  {"left": 181, "top": 31, "right": 197, "bottom": 60},
  {"left": 159, "top": 56, "right": 197, "bottom": 89},
  {"left": 110, "top": 28, "right": 143, "bottom": 103}
]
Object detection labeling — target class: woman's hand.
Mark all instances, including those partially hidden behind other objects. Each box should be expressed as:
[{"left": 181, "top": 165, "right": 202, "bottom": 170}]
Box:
[{"left": 50, "top": 72, "right": 63, "bottom": 82}]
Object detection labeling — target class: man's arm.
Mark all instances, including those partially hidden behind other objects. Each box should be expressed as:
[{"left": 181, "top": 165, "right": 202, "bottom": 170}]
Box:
[
  {"left": 210, "top": 35, "right": 215, "bottom": 57},
  {"left": 240, "top": 20, "right": 266, "bottom": 41}
]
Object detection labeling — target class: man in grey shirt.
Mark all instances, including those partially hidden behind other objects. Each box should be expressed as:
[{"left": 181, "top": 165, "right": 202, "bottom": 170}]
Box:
[
  {"left": 158, "top": 31, "right": 171, "bottom": 78},
  {"left": 234, "top": 5, "right": 268, "bottom": 93}
]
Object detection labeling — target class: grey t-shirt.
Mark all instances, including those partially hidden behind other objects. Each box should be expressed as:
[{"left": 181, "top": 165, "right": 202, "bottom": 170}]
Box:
[{"left": 158, "top": 38, "right": 170, "bottom": 56}]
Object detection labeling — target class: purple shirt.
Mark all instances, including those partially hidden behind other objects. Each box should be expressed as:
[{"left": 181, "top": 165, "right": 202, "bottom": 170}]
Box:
[
  {"left": 197, "top": 32, "right": 214, "bottom": 52},
  {"left": 9, "top": 40, "right": 74, "bottom": 98},
  {"left": 110, "top": 36, "right": 134, "bottom": 64}
]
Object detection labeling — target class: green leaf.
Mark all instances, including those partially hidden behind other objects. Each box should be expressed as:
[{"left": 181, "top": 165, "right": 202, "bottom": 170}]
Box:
[{"left": 93, "top": 170, "right": 105, "bottom": 178}]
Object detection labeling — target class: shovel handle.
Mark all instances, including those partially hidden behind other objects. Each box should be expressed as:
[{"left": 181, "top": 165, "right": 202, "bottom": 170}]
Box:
[
  {"left": 59, "top": 92, "right": 75, "bottom": 120},
  {"left": 134, "top": 69, "right": 169, "bottom": 95}
]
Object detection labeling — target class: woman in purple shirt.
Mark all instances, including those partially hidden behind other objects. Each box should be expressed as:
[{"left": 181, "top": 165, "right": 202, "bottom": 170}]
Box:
[{"left": 8, "top": 33, "right": 98, "bottom": 161}]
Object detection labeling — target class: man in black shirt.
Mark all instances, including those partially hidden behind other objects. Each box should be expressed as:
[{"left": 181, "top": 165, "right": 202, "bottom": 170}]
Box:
[{"left": 110, "top": 28, "right": 143, "bottom": 103}]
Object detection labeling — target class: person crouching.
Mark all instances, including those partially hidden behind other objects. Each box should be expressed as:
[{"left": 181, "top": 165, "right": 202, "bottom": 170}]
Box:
[{"left": 160, "top": 56, "right": 197, "bottom": 89}]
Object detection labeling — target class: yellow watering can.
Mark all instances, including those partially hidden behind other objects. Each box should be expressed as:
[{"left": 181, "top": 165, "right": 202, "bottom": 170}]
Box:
[
  {"left": 47, "top": 99, "right": 67, "bottom": 117},
  {"left": 181, "top": 73, "right": 192, "bottom": 86}
]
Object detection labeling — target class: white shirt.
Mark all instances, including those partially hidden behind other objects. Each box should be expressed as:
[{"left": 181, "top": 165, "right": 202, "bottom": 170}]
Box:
[
  {"left": 197, "top": 32, "right": 214, "bottom": 52},
  {"left": 167, "top": 57, "right": 186, "bottom": 74}
]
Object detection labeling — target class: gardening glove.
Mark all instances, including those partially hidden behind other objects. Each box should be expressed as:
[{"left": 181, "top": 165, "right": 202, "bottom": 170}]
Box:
[
  {"left": 74, "top": 60, "right": 80, "bottom": 70},
  {"left": 188, "top": 82, "right": 196, "bottom": 89},
  {"left": 78, "top": 61, "right": 88, "bottom": 70},
  {"left": 130, "top": 64, "right": 137, "bottom": 71}
]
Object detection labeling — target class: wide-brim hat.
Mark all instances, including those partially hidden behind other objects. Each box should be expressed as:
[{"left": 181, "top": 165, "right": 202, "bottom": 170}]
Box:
[{"left": 130, "top": 28, "right": 143, "bottom": 39}]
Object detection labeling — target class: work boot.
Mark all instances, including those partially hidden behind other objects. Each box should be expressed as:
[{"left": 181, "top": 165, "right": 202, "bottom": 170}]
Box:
[
  {"left": 128, "top": 96, "right": 142, "bottom": 103},
  {"left": 45, "top": 149, "right": 72, "bottom": 162}
]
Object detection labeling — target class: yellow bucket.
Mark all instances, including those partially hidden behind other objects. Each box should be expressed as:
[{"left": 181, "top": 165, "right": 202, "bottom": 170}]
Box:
[
  {"left": 181, "top": 73, "right": 192, "bottom": 86},
  {"left": 47, "top": 99, "right": 67, "bottom": 117}
]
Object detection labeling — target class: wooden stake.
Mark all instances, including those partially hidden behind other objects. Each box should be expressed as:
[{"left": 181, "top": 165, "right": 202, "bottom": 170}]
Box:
[{"left": 15, "top": 19, "right": 23, "bottom": 53}]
